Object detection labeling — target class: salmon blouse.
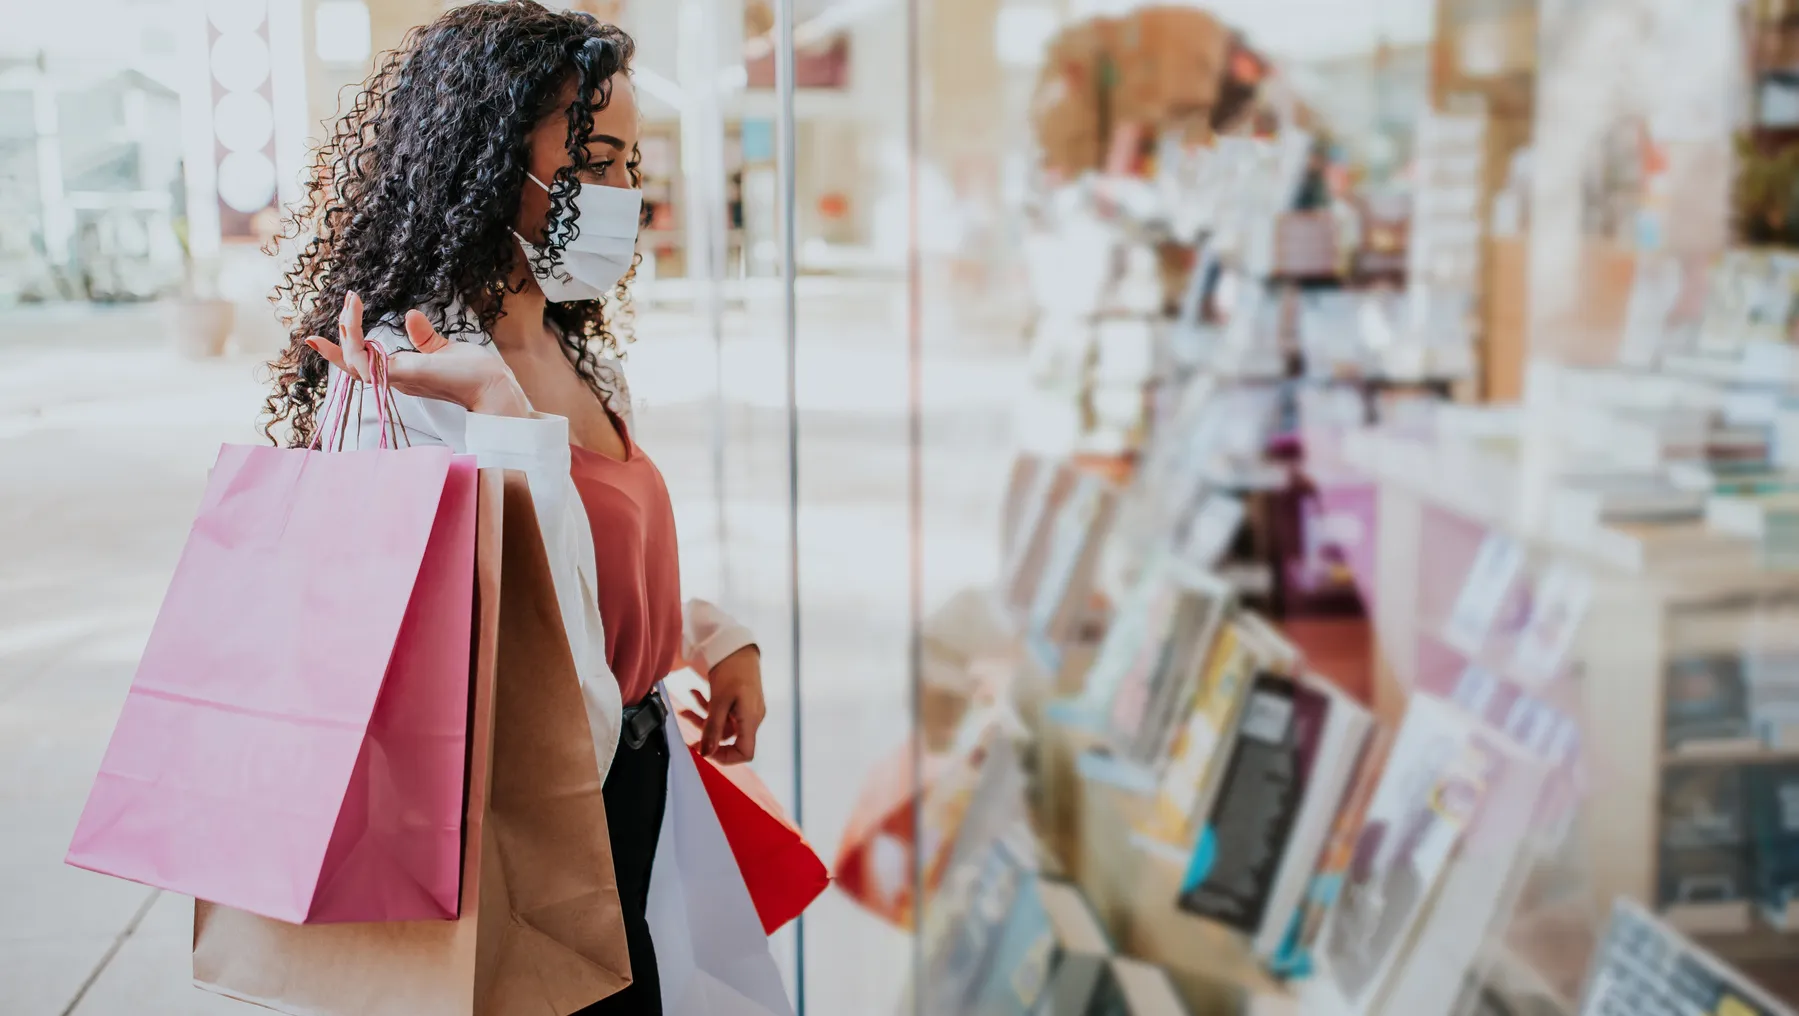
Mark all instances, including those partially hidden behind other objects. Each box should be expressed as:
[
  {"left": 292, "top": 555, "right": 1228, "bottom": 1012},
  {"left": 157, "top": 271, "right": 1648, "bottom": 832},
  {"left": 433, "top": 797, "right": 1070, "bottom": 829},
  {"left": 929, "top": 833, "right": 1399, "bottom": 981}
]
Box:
[{"left": 568, "top": 416, "right": 684, "bottom": 708}]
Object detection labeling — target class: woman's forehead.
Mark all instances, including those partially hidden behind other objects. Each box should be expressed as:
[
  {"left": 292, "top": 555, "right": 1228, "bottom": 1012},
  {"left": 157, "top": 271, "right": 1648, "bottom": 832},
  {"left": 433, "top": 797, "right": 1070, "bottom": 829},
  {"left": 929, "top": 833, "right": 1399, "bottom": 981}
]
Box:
[{"left": 582, "top": 76, "right": 639, "bottom": 145}]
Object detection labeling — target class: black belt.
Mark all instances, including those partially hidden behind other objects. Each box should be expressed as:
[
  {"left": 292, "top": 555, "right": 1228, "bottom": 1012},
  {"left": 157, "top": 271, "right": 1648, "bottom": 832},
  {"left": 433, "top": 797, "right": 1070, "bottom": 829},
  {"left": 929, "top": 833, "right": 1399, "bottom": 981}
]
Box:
[{"left": 620, "top": 692, "right": 669, "bottom": 750}]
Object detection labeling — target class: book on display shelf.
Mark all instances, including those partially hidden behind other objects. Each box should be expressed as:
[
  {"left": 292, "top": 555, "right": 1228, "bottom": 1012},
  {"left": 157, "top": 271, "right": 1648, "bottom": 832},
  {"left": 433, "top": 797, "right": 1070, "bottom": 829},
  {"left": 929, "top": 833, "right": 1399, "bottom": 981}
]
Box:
[
  {"left": 1176, "top": 671, "right": 1324, "bottom": 937},
  {"left": 1657, "top": 764, "right": 1752, "bottom": 926},
  {"left": 1006, "top": 464, "right": 1081, "bottom": 614},
  {"left": 920, "top": 835, "right": 1037, "bottom": 1016},
  {"left": 1746, "top": 763, "right": 1799, "bottom": 929},
  {"left": 1253, "top": 675, "right": 1377, "bottom": 963},
  {"left": 1119, "top": 569, "right": 1236, "bottom": 767},
  {"left": 1005, "top": 455, "right": 1050, "bottom": 558},
  {"left": 1509, "top": 562, "right": 1594, "bottom": 690},
  {"left": 915, "top": 718, "right": 1033, "bottom": 922},
  {"left": 1576, "top": 898, "right": 1796, "bottom": 1016},
  {"left": 1028, "top": 478, "right": 1120, "bottom": 647},
  {"left": 1068, "top": 560, "right": 1179, "bottom": 728},
  {"left": 1268, "top": 728, "right": 1394, "bottom": 980},
  {"left": 1103, "top": 568, "right": 1231, "bottom": 755},
  {"left": 1745, "top": 643, "right": 1799, "bottom": 751},
  {"left": 1177, "top": 493, "right": 1248, "bottom": 572},
  {"left": 1141, "top": 620, "right": 1257, "bottom": 847},
  {"left": 1663, "top": 653, "right": 1756, "bottom": 753},
  {"left": 1301, "top": 694, "right": 1553, "bottom": 1016},
  {"left": 1442, "top": 531, "right": 1530, "bottom": 658},
  {"left": 968, "top": 875, "right": 1112, "bottom": 1015},
  {"left": 1174, "top": 671, "right": 1372, "bottom": 957}
]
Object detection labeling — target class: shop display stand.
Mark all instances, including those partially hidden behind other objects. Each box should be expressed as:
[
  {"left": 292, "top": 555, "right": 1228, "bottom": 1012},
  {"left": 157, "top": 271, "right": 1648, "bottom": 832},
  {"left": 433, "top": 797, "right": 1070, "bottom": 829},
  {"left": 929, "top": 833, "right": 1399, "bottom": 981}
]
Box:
[{"left": 1345, "top": 385, "right": 1799, "bottom": 1005}]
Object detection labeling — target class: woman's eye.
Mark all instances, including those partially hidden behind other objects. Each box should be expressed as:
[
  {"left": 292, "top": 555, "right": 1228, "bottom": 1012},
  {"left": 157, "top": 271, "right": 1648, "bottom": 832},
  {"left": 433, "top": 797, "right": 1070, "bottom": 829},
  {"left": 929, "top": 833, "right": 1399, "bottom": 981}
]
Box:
[{"left": 594, "top": 161, "right": 614, "bottom": 181}]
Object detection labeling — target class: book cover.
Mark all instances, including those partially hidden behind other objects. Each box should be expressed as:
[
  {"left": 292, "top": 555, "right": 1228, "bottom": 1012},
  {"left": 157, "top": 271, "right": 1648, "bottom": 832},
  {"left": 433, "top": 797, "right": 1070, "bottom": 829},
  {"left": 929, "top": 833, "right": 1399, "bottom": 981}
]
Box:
[
  {"left": 1268, "top": 725, "right": 1394, "bottom": 979},
  {"left": 969, "top": 877, "right": 1111, "bottom": 1016},
  {"left": 1006, "top": 467, "right": 1080, "bottom": 614},
  {"left": 1745, "top": 763, "right": 1799, "bottom": 927},
  {"left": 1442, "top": 532, "right": 1527, "bottom": 657},
  {"left": 1664, "top": 653, "right": 1753, "bottom": 750},
  {"left": 1124, "top": 570, "right": 1236, "bottom": 766},
  {"left": 1655, "top": 761, "right": 1750, "bottom": 918},
  {"left": 1577, "top": 898, "right": 1796, "bottom": 1016},
  {"left": 1105, "top": 579, "right": 1189, "bottom": 747},
  {"left": 1144, "top": 623, "right": 1256, "bottom": 845},
  {"left": 1177, "top": 674, "right": 1329, "bottom": 934},
  {"left": 1253, "top": 674, "right": 1375, "bottom": 961},
  {"left": 1373, "top": 721, "right": 1555, "bottom": 1016},
  {"left": 1003, "top": 455, "right": 1047, "bottom": 558},
  {"left": 1028, "top": 479, "right": 1118, "bottom": 646},
  {"left": 1071, "top": 562, "right": 1173, "bottom": 726},
  {"left": 1510, "top": 562, "right": 1594, "bottom": 689},
  {"left": 1656, "top": 761, "right": 1752, "bottom": 920},
  {"left": 1302, "top": 696, "right": 1497, "bottom": 1016},
  {"left": 921, "top": 837, "right": 1032, "bottom": 1016}
]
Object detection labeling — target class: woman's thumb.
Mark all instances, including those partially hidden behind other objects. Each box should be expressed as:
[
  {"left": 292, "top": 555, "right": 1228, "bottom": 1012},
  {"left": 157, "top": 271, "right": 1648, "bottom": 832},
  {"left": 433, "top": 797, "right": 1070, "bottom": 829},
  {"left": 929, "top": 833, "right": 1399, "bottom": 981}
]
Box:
[{"left": 404, "top": 310, "right": 449, "bottom": 353}]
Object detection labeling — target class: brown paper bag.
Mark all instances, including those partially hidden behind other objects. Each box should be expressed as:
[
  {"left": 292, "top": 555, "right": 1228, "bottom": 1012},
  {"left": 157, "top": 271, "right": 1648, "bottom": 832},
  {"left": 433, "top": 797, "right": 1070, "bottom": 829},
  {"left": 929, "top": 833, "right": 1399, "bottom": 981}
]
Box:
[{"left": 193, "top": 470, "right": 632, "bottom": 1015}]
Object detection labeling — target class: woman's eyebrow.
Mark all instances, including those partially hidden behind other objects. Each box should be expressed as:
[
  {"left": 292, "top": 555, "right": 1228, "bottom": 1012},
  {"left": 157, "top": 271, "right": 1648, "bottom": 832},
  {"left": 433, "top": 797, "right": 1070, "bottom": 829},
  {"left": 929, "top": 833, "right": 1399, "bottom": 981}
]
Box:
[{"left": 589, "top": 134, "right": 628, "bottom": 151}]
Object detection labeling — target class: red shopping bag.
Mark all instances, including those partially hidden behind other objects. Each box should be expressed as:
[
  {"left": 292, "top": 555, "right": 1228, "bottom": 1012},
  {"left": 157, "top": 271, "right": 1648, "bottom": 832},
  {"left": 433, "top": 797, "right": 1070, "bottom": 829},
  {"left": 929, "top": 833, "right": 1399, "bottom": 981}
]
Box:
[
  {"left": 67, "top": 367, "right": 478, "bottom": 925},
  {"left": 673, "top": 711, "right": 828, "bottom": 933},
  {"left": 831, "top": 740, "right": 960, "bottom": 928}
]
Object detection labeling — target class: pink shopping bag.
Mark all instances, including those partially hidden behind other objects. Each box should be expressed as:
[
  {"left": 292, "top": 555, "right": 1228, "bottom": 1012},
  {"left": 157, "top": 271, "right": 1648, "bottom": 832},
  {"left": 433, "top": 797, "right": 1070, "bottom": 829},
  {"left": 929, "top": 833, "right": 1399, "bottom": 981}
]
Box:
[{"left": 67, "top": 367, "right": 478, "bottom": 925}]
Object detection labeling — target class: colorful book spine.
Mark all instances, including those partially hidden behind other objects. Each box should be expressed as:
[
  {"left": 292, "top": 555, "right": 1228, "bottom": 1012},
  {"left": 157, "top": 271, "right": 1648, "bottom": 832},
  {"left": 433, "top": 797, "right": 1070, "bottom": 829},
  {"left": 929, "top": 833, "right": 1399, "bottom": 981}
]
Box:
[{"left": 1177, "top": 675, "right": 1328, "bottom": 933}]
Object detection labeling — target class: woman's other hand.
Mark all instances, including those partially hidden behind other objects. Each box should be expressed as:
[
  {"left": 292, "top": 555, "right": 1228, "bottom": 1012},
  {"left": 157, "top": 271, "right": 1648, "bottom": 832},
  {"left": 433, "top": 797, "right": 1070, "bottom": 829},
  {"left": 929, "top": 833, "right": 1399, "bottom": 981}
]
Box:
[
  {"left": 304, "top": 291, "right": 531, "bottom": 417},
  {"left": 680, "top": 646, "right": 765, "bottom": 765}
]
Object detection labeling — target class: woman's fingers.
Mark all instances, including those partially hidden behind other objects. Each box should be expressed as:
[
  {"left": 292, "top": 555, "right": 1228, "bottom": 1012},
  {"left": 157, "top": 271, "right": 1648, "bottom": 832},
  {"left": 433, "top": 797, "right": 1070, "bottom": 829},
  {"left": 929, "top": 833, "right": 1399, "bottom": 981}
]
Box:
[
  {"left": 712, "top": 711, "right": 758, "bottom": 766},
  {"left": 335, "top": 291, "right": 370, "bottom": 380},
  {"left": 303, "top": 336, "right": 345, "bottom": 371},
  {"left": 698, "top": 690, "right": 732, "bottom": 758},
  {"left": 404, "top": 309, "right": 449, "bottom": 353}
]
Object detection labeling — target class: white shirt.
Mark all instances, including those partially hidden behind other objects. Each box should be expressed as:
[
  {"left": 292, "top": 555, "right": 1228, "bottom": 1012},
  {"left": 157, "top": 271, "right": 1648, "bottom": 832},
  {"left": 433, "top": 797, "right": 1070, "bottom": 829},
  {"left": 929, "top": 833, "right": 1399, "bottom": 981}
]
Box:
[{"left": 325, "top": 331, "right": 753, "bottom": 780}]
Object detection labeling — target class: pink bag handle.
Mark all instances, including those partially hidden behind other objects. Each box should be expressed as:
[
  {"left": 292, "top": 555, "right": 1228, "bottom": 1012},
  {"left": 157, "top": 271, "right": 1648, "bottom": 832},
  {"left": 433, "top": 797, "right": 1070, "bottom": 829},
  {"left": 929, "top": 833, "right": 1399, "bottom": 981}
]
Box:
[{"left": 309, "top": 338, "right": 400, "bottom": 451}]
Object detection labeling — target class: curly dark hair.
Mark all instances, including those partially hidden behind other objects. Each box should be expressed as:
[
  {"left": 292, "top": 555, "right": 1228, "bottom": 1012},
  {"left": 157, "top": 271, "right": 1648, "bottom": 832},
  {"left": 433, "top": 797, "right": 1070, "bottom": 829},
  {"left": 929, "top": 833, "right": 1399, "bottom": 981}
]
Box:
[{"left": 261, "top": 1, "right": 640, "bottom": 446}]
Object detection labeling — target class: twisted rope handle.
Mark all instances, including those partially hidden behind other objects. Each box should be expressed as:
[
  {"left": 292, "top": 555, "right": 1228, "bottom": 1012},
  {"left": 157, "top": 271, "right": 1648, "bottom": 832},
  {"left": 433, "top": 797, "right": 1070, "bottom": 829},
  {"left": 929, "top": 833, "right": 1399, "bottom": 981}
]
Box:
[{"left": 308, "top": 338, "right": 402, "bottom": 451}]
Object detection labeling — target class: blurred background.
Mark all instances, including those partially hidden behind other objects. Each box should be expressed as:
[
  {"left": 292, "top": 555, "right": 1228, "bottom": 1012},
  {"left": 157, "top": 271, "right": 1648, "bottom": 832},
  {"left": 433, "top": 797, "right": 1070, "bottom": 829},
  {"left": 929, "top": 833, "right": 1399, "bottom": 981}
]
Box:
[{"left": 6, "top": 1, "right": 1799, "bottom": 1015}]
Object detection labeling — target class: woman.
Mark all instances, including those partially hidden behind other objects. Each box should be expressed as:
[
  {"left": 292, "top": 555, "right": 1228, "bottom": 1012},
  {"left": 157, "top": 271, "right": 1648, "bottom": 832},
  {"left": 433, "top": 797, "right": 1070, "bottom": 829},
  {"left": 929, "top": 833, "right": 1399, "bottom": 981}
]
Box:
[{"left": 260, "top": 5, "right": 765, "bottom": 1012}]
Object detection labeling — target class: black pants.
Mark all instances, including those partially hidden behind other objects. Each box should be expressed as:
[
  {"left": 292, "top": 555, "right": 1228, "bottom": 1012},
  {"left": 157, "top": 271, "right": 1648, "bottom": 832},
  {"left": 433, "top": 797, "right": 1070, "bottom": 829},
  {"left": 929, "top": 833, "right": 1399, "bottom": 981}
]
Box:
[{"left": 575, "top": 724, "right": 669, "bottom": 1015}]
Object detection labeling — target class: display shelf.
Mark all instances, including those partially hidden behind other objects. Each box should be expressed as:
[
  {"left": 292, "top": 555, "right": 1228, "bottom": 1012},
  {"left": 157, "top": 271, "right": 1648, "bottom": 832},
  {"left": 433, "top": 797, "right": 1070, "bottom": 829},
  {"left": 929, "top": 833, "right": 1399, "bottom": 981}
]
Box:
[
  {"left": 1343, "top": 406, "right": 1799, "bottom": 1003},
  {"left": 1659, "top": 743, "right": 1799, "bottom": 766}
]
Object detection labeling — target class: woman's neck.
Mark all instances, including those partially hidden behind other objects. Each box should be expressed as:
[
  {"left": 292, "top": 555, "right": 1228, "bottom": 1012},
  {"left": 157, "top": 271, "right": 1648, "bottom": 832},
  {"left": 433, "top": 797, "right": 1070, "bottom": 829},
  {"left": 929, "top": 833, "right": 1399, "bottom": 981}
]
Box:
[{"left": 489, "top": 273, "right": 555, "bottom": 355}]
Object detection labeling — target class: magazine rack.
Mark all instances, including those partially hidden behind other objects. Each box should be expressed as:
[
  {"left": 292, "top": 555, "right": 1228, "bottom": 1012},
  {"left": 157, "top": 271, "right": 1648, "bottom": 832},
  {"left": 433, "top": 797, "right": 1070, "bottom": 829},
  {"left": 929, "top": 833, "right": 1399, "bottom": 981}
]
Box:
[{"left": 1346, "top": 423, "right": 1799, "bottom": 1003}]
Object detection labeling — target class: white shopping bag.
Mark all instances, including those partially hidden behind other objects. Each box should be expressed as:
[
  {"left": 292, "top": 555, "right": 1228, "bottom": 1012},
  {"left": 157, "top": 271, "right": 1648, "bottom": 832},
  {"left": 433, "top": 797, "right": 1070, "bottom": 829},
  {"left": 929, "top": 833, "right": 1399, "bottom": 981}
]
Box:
[{"left": 647, "top": 689, "right": 795, "bottom": 1016}]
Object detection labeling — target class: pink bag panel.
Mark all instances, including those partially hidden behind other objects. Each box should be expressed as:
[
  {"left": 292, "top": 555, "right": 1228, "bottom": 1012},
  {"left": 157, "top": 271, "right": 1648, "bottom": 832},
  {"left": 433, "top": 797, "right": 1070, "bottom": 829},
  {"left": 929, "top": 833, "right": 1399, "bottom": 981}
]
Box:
[
  {"left": 67, "top": 441, "right": 465, "bottom": 924},
  {"left": 311, "top": 454, "right": 477, "bottom": 922}
]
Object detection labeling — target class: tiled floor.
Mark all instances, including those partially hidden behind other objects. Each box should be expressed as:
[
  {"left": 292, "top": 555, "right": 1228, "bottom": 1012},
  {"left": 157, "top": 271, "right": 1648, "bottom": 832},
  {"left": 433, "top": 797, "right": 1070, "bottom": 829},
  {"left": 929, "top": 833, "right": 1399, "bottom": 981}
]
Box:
[{"left": 0, "top": 296, "right": 1022, "bottom": 1015}]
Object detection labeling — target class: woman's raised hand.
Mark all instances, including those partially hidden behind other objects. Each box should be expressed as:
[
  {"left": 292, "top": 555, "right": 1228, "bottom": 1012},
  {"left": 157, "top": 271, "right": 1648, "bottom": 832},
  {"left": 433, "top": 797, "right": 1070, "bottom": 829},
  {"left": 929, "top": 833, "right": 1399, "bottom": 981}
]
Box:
[{"left": 304, "top": 291, "right": 531, "bottom": 417}]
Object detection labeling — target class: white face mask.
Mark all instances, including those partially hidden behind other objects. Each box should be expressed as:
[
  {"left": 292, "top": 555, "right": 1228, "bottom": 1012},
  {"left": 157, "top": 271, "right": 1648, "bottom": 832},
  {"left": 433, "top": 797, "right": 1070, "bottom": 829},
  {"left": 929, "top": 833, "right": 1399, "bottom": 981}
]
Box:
[{"left": 515, "top": 171, "right": 643, "bottom": 302}]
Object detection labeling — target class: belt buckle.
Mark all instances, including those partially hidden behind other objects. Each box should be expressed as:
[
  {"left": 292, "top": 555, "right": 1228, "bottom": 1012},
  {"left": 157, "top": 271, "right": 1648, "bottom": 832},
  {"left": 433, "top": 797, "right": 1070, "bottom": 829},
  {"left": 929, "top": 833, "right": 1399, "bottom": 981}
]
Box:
[{"left": 622, "top": 692, "right": 668, "bottom": 750}]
